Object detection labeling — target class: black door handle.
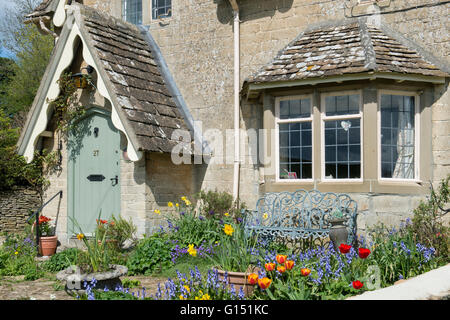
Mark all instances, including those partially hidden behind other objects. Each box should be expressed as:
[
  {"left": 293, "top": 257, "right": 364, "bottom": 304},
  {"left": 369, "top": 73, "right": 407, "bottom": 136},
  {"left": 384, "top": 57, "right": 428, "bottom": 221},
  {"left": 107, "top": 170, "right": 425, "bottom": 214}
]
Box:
[{"left": 111, "top": 175, "right": 118, "bottom": 186}]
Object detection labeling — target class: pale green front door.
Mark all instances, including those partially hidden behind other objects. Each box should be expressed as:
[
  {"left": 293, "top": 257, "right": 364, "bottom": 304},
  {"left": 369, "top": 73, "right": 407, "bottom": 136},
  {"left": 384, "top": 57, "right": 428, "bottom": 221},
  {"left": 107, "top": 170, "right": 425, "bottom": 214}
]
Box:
[{"left": 68, "top": 109, "right": 121, "bottom": 236}]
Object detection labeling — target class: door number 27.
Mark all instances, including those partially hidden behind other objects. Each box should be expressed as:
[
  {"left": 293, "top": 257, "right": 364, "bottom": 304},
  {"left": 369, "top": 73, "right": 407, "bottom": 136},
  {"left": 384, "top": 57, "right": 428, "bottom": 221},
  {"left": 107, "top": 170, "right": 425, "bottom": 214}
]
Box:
[{"left": 93, "top": 150, "right": 99, "bottom": 157}]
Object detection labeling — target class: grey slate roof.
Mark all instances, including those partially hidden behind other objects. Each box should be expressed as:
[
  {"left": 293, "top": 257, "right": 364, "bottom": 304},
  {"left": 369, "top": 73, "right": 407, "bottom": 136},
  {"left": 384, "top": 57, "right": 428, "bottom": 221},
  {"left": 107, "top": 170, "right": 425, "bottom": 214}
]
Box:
[
  {"left": 77, "top": 5, "right": 188, "bottom": 153},
  {"left": 246, "top": 19, "right": 449, "bottom": 85},
  {"left": 75, "top": 4, "right": 190, "bottom": 154}
]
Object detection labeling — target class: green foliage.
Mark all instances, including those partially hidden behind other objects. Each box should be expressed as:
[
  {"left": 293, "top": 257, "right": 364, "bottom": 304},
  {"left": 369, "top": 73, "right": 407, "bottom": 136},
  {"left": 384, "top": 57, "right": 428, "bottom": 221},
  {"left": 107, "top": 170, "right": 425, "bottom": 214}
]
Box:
[
  {"left": 196, "top": 189, "right": 246, "bottom": 220},
  {"left": 42, "top": 248, "right": 82, "bottom": 272},
  {"left": 0, "top": 110, "right": 28, "bottom": 190},
  {"left": 411, "top": 175, "right": 449, "bottom": 259},
  {"left": 96, "top": 215, "right": 137, "bottom": 250},
  {"left": 0, "top": 232, "right": 44, "bottom": 280},
  {"left": 206, "top": 222, "right": 259, "bottom": 272},
  {"left": 126, "top": 233, "right": 173, "bottom": 276},
  {"left": 367, "top": 222, "right": 444, "bottom": 286},
  {"left": 1, "top": 24, "right": 53, "bottom": 117},
  {"left": 70, "top": 215, "right": 112, "bottom": 273},
  {"left": 121, "top": 278, "right": 141, "bottom": 288},
  {"left": 166, "top": 209, "right": 222, "bottom": 247}
]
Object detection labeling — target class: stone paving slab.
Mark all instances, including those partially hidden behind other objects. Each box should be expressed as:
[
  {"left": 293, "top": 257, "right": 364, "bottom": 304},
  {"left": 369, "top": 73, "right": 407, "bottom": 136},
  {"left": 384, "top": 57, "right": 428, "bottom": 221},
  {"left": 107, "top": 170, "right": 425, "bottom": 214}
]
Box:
[{"left": 347, "top": 263, "right": 450, "bottom": 300}]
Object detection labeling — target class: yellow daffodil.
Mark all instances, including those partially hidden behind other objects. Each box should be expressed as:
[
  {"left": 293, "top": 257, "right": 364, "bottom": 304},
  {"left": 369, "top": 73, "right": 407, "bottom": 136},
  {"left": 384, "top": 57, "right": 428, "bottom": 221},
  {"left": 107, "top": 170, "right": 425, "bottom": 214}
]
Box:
[
  {"left": 201, "top": 294, "right": 211, "bottom": 300},
  {"left": 168, "top": 202, "right": 174, "bottom": 208},
  {"left": 224, "top": 212, "right": 229, "bottom": 216},
  {"left": 183, "top": 285, "right": 191, "bottom": 294},
  {"left": 184, "top": 199, "right": 191, "bottom": 206},
  {"left": 223, "top": 224, "right": 234, "bottom": 236},
  {"left": 14, "top": 251, "right": 19, "bottom": 255},
  {"left": 181, "top": 196, "right": 187, "bottom": 201},
  {"left": 76, "top": 233, "right": 84, "bottom": 240},
  {"left": 179, "top": 295, "right": 185, "bottom": 300},
  {"left": 187, "top": 244, "right": 197, "bottom": 257},
  {"left": 154, "top": 209, "right": 161, "bottom": 215},
  {"left": 176, "top": 203, "right": 179, "bottom": 207}
]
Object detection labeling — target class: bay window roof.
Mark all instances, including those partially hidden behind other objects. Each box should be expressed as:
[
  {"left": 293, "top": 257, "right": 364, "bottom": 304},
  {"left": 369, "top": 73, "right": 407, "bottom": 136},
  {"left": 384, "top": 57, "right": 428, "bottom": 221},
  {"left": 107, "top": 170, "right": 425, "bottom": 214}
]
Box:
[{"left": 244, "top": 18, "right": 449, "bottom": 98}]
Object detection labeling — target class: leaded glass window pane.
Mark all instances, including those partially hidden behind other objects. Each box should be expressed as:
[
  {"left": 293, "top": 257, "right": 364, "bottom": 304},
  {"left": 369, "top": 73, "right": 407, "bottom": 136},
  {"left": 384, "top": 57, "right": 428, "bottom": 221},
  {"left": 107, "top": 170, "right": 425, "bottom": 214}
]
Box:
[
  {"left": 152, "top": 0, "right": 172, "bottom": 19},
  {"left": 324, "top": 94, "right": 361, "bottom": 179},
  {"left": 278, "top": 98, "right": 312, "bottom": 180},
  {"left": 122, "top": 0, "right": 142, "bottom": 25},
  {"left": 380, "top": 94, "right": 415, "bottom": 179}
]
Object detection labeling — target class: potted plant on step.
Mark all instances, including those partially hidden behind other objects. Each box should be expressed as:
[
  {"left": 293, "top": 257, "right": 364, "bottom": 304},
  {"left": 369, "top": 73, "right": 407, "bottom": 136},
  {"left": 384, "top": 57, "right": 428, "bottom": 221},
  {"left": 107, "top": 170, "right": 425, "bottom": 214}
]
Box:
[
  {"left": 206, "top": 220, "right": 260, "bottom": 297},
  {"left": 34, "top": 215, "right": 58, "bottom": 256}
]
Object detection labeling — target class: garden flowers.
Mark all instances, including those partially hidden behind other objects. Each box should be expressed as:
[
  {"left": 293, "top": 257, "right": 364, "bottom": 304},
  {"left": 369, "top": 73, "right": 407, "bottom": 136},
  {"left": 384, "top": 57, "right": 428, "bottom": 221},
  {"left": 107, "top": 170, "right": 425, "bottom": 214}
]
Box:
[
  {"left": 265, "top": 262, "right": 276, "bottom": 271},
  {"left": 76, "top": 233, "right": 85, "bottom": 240},
  {"left": 154, "top": 209, "right": 161, "bottom": 215},
  {"left": 339, "top": 243, "right": 352, "bottom": 254},
  {"left": 187, "top": 244, "right": 197, "bottom": 257},
  {"left": 276, "top": 254, "right": 287, "bottom": 264},
  {"left": 358, "top": 248, "right": 371, "bottom": 259},
  {"left": 223, "top": 224, "right": 234, "bottom": 236},
  {"left": 352, "top": 280, "right": 364, "bottom": 290},
  {"left": 300, "top": 268, "right": 311, "bottom": 276},
  {"left": 247, "top": 273, "right": 259, "bottom": 285},
  {"left": 257, "top": 277, "right": 272, "bottom": 290}
]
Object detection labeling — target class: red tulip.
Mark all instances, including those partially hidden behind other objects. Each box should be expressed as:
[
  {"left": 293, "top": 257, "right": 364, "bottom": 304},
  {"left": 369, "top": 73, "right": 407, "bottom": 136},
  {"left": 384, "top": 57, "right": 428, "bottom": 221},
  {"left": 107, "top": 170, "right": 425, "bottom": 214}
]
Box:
[
  {"left": 247, "top": 273, "right": 258, "bottom": 285},
  {"left": 265, "top": 262, "right": 276, "bottom": 272},
  {"left": 300, "top": 268, "right": 311, "bottom": 276},
  {"left": 258, "top": 277, "right": 272, "bottom": 290},
  {"left": 285, "top": 260, "right": 295, "bottom": 270},
  {"left": 358, "top": 248, "right": 371, "bottom": 259},
  {"left": 276, "top": 254, "right": 287, "bottom": 264},
  {"left": 352, "top": 280, "right": 364, "bottom": 290},
  {"left": 339, "top": 243, "right": 352, "bottom": 254}
]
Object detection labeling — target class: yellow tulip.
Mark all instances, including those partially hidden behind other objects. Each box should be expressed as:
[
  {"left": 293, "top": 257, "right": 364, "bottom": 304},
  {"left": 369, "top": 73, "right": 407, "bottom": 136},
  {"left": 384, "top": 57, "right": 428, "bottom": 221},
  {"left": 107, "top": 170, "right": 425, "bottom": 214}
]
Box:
[{"left": 168, "top": 202, "right": 174, "bottom": 208}]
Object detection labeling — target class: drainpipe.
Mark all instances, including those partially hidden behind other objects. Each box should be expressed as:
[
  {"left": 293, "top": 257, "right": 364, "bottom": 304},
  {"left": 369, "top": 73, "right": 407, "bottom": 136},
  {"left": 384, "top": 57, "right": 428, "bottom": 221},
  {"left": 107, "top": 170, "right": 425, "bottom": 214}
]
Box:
[{"left": 229, "top": 0, "right": 240, "bottom": 202}]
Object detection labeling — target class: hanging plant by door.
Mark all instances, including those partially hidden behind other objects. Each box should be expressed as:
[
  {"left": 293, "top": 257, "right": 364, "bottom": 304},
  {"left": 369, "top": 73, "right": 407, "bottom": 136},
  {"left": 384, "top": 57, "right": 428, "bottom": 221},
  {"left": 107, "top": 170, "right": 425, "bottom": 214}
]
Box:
[{"left": 48, "top": 71, "right": 92, "bottom": 137}]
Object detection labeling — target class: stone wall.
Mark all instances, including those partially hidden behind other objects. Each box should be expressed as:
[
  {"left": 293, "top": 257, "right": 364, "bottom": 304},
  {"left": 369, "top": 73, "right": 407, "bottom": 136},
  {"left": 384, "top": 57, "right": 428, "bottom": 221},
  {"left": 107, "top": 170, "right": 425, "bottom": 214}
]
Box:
[
  {"left": 59, "top": 0, "right": 450, "bottom": 232},
  {"left": 0, "top": 187, "right": 41, "bottom": 234}
]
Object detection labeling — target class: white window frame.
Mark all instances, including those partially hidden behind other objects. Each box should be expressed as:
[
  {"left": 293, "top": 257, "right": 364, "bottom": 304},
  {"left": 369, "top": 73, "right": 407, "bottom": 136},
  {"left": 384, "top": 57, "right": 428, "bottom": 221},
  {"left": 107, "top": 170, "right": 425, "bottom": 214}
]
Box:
[
  {"left": 377, "top": 90, "right": 420, "bottom": 183},
  {"left": 275, "top": 94, "right": 314, "bottom": 183},
  {"left": 320, "top": 90, "right": 364, "bottom": 182}
]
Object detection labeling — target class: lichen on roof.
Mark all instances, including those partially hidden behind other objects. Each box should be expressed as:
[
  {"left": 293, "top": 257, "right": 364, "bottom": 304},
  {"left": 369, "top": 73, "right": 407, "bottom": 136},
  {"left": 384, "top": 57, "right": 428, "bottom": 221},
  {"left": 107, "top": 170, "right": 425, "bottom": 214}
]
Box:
[{"left": 246, "top": 18, "right": 449, "bottom": 85}]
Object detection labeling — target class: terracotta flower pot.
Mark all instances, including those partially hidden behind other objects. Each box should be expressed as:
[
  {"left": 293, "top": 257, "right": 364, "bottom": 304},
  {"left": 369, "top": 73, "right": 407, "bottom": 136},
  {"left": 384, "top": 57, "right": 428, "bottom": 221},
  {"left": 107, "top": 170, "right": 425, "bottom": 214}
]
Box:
[
  {"left": 216, "top": 267, "right": 260, "bottom": 297},
  {"left": 39, "top": 235, "right": 58, "bottom": 256}
]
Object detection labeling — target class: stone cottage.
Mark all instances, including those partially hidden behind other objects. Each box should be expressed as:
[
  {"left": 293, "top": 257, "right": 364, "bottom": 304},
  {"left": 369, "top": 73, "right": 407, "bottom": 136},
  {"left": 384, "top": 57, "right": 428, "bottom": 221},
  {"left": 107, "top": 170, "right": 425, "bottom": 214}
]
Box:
[{"left": 17, "top": 0, "right": 449, "bottom": 243}]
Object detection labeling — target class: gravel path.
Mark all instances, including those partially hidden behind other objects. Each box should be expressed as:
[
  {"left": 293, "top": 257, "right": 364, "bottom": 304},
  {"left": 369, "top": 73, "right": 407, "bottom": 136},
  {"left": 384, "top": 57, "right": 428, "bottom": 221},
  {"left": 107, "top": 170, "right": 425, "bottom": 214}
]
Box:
[{"left": 0, "top": 275, "right": 168, "bottom": 300}]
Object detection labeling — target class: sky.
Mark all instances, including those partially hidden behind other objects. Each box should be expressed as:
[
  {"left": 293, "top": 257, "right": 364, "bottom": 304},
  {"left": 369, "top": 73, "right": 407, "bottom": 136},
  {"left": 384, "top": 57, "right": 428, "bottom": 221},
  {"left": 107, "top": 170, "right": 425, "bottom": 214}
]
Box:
[{"left": 0, "top": 0, "right": 19, "bottom": 59}]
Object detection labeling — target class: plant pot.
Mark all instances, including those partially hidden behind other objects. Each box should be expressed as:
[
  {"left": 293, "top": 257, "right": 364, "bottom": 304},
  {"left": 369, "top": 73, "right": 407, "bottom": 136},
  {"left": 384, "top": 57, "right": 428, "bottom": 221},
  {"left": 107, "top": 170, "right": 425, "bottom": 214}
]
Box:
[
  {"left": 56, "top": 264, "right": 128, "bottom": 296},
  {"left": 215, "top": 267, "right": 259, "bottom": 297},
  {"left": 39, "top": 235, "right": 58, "bottom": 256},
  {"left": 329, "top": 218, "right": 348, "bottom": 252}
]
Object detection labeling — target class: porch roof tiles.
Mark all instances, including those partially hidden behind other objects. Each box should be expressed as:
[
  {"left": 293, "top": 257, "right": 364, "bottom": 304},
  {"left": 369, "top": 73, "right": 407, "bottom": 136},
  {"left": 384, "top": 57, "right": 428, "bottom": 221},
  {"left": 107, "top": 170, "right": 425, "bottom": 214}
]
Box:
[{"left": 79, "top": 5, "right": 190, "bottom": 154}]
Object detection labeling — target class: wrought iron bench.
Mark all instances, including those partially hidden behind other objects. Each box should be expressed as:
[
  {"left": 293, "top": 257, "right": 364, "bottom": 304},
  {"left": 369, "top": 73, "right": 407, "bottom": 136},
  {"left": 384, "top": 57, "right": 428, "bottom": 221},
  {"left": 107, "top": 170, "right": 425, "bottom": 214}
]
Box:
[{"left": 243, "top": 189, "right": 358, "bottom": 246}]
